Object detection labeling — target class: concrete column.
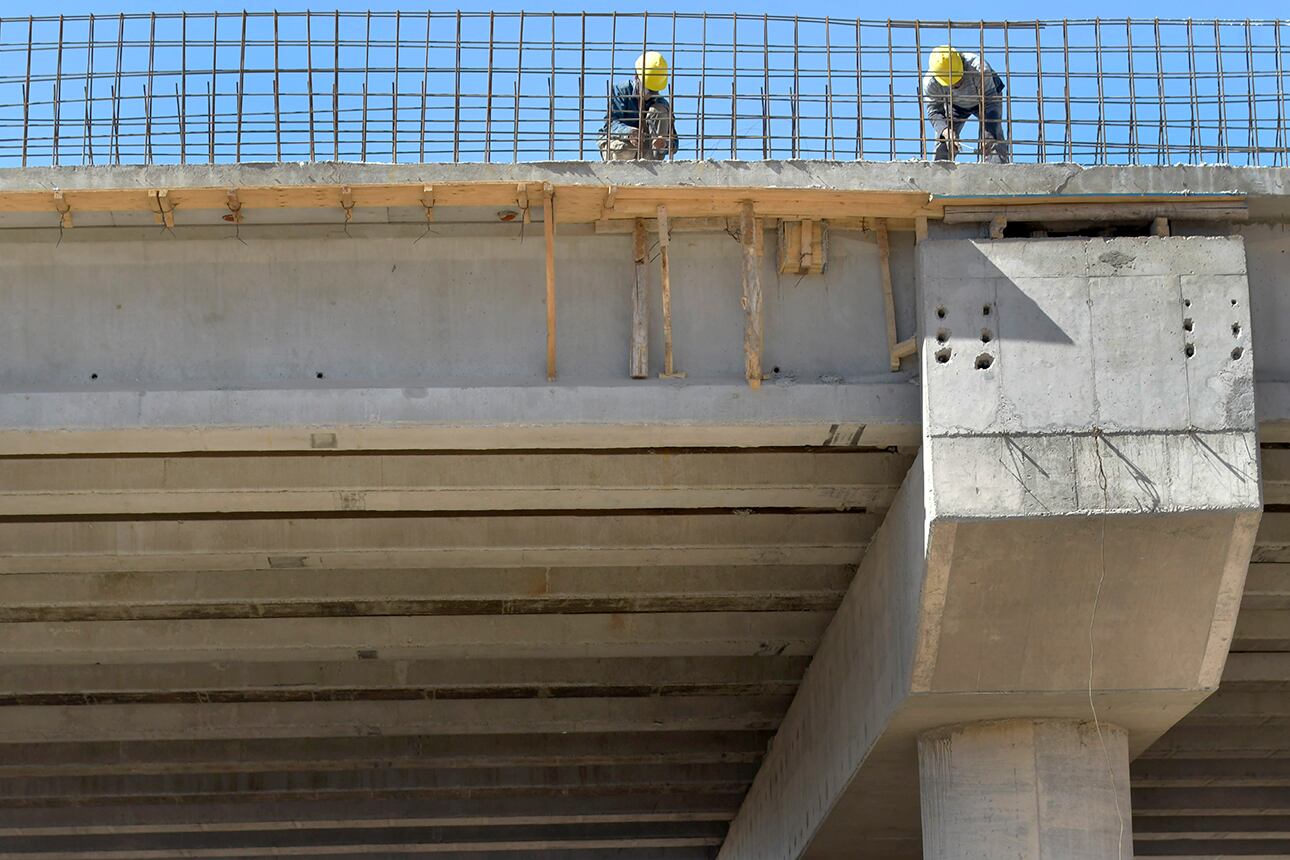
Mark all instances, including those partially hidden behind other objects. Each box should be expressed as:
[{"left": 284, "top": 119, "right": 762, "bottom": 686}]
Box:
[{"left": 918, "top": 720, "right": 1132, "bottom": 860}]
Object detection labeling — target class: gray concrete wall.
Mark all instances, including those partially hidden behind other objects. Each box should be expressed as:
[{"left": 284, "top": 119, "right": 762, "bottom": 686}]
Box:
[{"left": 0, "top": 224, "right": 916, "bottom": 390}]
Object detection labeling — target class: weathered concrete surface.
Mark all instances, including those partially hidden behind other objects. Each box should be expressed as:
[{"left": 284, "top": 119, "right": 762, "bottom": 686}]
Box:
[
  {"left": 919, "top": 720, "right": 1132, "bottom": 860},
  {"left": 719, "top": 237, "right": 1262, "bottom": 860}
]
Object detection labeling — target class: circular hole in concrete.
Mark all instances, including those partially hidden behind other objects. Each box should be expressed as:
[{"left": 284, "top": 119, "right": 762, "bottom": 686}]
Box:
[
  {"left": 975, "top": 353, "right": 994, "bottom": 370},
  {"left": 982, "top": 304, "right": 992, "bottom": 316},
  {"left": 316, "top": 372, "right": 325, "bottom": 379},
  {"left": 935, "top": 348, "right": 951, "bottom": 364},
  {"left": 1231, "top": 298, "right": 1239, "bottom": 306},
  {"left": 1232, "top": 322, "right": 1242, "bottom": 337},
  {"left": 936, "top": 329, "right": 950, "bottom": 344},
  {"left": 772, "top": 366, "right": 781, "bottom": 374},
  {"left": 1183, "top": 318, "right": 1193, "bottom": 332},
  {"left": 936, "top": 306, "right": 947, "bottom": 319},
  {"left": 1184, "top": 299, "right": 1191, "bottom": 308},
  {"left": 90, "top": 373, "right": 98, "bottom": 380},
  {"left": 1232, "top": 346, "right": 1244, "bottom": 360},
  {"left": 980, "top": 329, "right": 993, "bottom": 344},
  {"left": 1185, "top": 344, "right": 1195, "bottom": 358}
]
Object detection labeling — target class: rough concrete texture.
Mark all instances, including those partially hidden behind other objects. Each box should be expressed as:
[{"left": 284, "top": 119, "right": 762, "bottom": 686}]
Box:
[
  {"left": 919, "top": 720, "right": 1132, "bottom": 860},
  {"left": 719, "top": 236, "right": 1263, "bottom": 860}
]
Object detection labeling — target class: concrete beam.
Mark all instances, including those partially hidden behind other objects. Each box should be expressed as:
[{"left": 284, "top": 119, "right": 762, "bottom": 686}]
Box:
[
  {"left": 0, "top": 566, "right": 853, "bottom": 622},
  {"left": 0, "top": 450, "right": 912, "bottom": 516},
  {"left": 0, "top": 695, "right": 793, "bottom": 743},
  {"left": 0, "top": 612, "right": 832, "bottom": 665},
  {"left": 0, "top": 511, "right": 875, "bottom": 573}
]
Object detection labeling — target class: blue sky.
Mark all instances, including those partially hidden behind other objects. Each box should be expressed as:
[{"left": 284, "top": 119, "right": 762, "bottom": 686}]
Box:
[{"left": 22, "top": 1, "right": 1290, "bottom": 22}]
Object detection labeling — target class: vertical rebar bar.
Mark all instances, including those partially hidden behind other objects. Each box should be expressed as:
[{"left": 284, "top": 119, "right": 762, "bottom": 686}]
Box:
[
  {"left": 1154, "top": 18, "right": 1167, "bottom": 165},
  {"left": 307, "top": 12, "right": 316, "bottom": 161},
  {"left": 424, "top": 12, "right": 433, "bottom": 163},
  {"left": 1094, "top": 18, "right": 1106, "bottom": 161},
  {"left": 236, "top": 11, "right": 246, "bottom": 161},
  {"left": 1062, "top": 20, "right": 1072, "bottom": 161},
  {"left": 914, "top": 21, "right": 925, "bottom": 161},
  {"left": 362, "top": 12, "right": 372, "bottom": 161},
  {"left": 1034, "top": 21, "right": 1046, "bottom": 162},
  {"left": 22, "top": 17, "right": 32, "bottom": 167},
  {"left": 1001, "top": 23, "right": 1012, "bottom": 162},
  {"left": 209, "top": 11, "right": 217, "bottom": 162},
  {"left": 393, "top": 11, "right": 401, "bottom": 162},
  {"left": 855, "top": 19, "right": 862, "bottom": 160},
  {"left": 1186, "top": 19, "right": 1199, "bottom": 161},
  {"left": 452, "top": 11, "right": 462, "bottom": 162},
  {"left": 516, "top": 11, "right": 525, "bottom": 163},
  {"left": 84, "top": 15, "right": 94, "bottom": 164},
  {"left": 549, "top": 12, "right": 556, "bottom": 160},
  {"left": 53, "top": 15, "right": 64, "bottom": 165},
  {"left": 1126, "top": 20, "right": 1138, "bottom": 164},
  {"left": 180, "top": 12, "right": 187, "bottom": 163},
  {"left": 1244, "top": 20, "right": 1257, "bottom": 165},
  {"left": 762, "top": 15, "right": 769, "bottom": 157},
  {"left": 332, "top": 11, "right": 340, "bottom": 160},
  {"left": 730, "top": 13, "right": 737, "bottom": 159},
  {"left": 1275, "top": 21, "right": 1286, "bottom": 167},
  {"left": 792, "top": 16, "right": 800, "bottom": 158},
  {"left": 577, "top": 13, "right": 584, "bottom": 160},
  {"left": 826, "top": 18, "right": 834, "bottom": 160},
  {"left": 274, "top": 11, "right": 282, "bottom": 161},
  {"left": 1214, "top": 20, "right": 1228, "bottom": 162}
]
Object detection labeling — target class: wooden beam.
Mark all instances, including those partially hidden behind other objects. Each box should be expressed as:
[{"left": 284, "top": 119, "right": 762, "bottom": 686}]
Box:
[
  {"left": 943, "top": 200, "right": 1249, "bottom": 224},
  {"left": 544, "top": 183, "right": 557, "bottom": 382},
  {"left": 740, "top": 202, "right": 763, "bottom": 390},
  {"left": 630, "top": 219, "right": 649, "bottom": 379},
  {"left": 891, "top": 337, "right": 918, "bottom": 361},
  {"left": 657, "top": 205, "right": 684, "bottom": 379},
  {"left": 914, "top": 215, "right": 928, "bottom": 243},
  {"left": 876, "top": 220, "right": 900, "bottom": 372}
]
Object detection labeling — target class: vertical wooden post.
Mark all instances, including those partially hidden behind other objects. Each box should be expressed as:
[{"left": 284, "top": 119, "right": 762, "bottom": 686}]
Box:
[
  {"left": 543, "top": 182, "right": 556, "bottom": 382},
  {"left": 800, "top": 218, "right": 813, "bottom": 271},
  {"left": 741, "top": 202, "right": 763, "bottom": 389},
  {"left": 658, "top": 205, "right": 679, "bottom": 378},
  {"left": 630, "top": 218, "right": 649, "bottom": 379},
  {"left": 914, "top": 215, "right": 929, "bottom": 244},
  {"left": 876, "top": 219, "right": 901, "bottom": 372},
  {"left": 1152, "top": 216, "right": 1170, "bottom": 237}
]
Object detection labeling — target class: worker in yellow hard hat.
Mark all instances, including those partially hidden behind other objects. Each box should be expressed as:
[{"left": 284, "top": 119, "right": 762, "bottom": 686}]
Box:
[
  {"left": 922, "top": 45, "right": 1010, "bottom": 163},
  {"left": 598, "top": 51, "right": 679, "bottom": 161}
]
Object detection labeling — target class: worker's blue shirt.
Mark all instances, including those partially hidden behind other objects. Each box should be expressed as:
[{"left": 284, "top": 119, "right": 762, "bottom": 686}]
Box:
[{"left": 599, "top": 79, "right": 671, "bottom": 134}]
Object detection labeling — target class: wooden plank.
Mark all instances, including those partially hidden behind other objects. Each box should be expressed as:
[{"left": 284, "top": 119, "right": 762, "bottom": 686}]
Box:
[
  {"left": 943, "top": 201, "right": 1249, "bottom": 224},
  {"left": 657, "top": 205, "right": 682, "bottom": 378},
  {"left": 740, "top": 202, "right": 763, "bottom": 389},
  {"left": 544, "top": 183, "right": 557, "bottom": 382},
  {"left": 1153, "top": 215, "right": 1171, "bottom": 237},
  {"left": 891, "top": 337, "right": 918, "bottom": 361},
  {"left": 914, "top": 216, "right": 928, "bottom": 243},
  {"left": 630, "top": 218, "right": 649, "bottom": 379},
  {"left": 876, "top": 219, "right": 900, "bottom": 372}
]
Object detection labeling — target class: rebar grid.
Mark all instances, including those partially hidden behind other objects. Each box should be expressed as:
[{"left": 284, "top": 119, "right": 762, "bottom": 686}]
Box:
[{"left": 2, "top": 12, "right": 1287, "bottom": 167}]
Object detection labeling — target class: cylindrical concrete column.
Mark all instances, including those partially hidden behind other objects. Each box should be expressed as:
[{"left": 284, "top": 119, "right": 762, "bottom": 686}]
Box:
[{"left": 918, "top": 719, "right": 1132, "bottom": 860}]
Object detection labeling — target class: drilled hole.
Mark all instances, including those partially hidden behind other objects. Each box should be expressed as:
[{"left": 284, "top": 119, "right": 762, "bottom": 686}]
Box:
[
  {"left": 1232, "top": 322, "right": 1241, "bottom": 336},
  {"left": 975, "top": 353, "right": 994, "bottom": 370},
  {"left": 936, "top": 328, "right": 950, "bottom": 344},
  {"left": 772, "top": 366, "right": 781, "bottom": 374},
  {"left": 1232, "top": 346, "right": 1244, "bottom": 360},
  {"left": 1184, "top": 299, "right": 1191, "bottom": 308},
  {"left": 316, "top": 372, "right": 325, "bottom": 379},
  {"left": 982, "top": 304, "right": 992, "bottom": 316},
  {"left": 1231, "top": 298, "right": 1239, "bottom": 306},
  {"left": 936, "top": 306, "right": 947, "bottom": 319},
  {"left": 935, "top": 348, "right": 951, "bottom": 364},
  {"left": 1183, "top": 318, "right": 1193, "bottom": 332},
  {"left": 1185, "top": 344, "right": 1195, "bottom": 358},
  {"left": 90, "top": 373, "right": 98, "bottom": 380},
  {"left": 980, "top": 329, "right": 993, "bottom": 344}
]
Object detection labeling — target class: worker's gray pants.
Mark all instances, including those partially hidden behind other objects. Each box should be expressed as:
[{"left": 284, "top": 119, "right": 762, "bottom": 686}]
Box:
[{"left": 598, "top": 104, "right": 676, "bottom": 161}]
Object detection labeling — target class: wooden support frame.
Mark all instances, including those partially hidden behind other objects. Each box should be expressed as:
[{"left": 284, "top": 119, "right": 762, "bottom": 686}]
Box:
[
  {"left": 543, "top": 182, "right": 557, "bottom": 382},
  {"left": 421, "top": 185, "right": 435, "bottom": 223},
  {"left": 630, "top": 218, "right": 649, "bottom": 379},
  {"left": 1152, "top": 216, "right": 1170, "bottom": 237},
  {"left": 740, "top": 202, "right": 763, "bottom": 389},
  {"left": 988, "top": 214, "right": 1008, "bottom": 240},
  {"left": 52, "top": 191, "right": 71, "bottom": 228},
  {"left": 148, "top": 189, "right": 175, "bottom": 228},
  {"left": 876, "top": 219, "right": 902, "bottom": 372},
  {"left": 943, "top": 201, "right": 1249, "bottom": 224},
  {"left": 224, "top": 189, "right": 243, "bottom": 224},
  {"left": 777, "top": 219, "right": 827, "bottom": 275},
  {"left": 657, "top": 204, "right": 685, "bottom": 379}
]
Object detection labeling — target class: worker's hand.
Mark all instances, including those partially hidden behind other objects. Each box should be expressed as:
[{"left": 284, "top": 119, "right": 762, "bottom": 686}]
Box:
[{"left": 651, "top": 136, "right": 668, "bottom": 151}]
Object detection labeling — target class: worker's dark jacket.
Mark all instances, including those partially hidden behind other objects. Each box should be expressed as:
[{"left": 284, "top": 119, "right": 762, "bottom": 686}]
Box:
[{"left": 599, "top": 79, "right": 673, "bottom": 135}]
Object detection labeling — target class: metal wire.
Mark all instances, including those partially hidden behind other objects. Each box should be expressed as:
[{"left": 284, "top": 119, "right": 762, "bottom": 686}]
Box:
[{"left": 0, "top": 12, "right": 1285, "bottom": 166}]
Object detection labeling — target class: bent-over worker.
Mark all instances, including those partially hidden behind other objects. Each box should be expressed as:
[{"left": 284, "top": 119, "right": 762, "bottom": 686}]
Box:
[
  {"left": 922, "top": 45, "right": 1010, "bottom": 164},
  {"left": 599, "top": 51, "right": 679, "bottom": 161}
]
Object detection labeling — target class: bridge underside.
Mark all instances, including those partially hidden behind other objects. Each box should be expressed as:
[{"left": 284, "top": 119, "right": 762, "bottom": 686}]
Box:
[{"left": 3, "top": 162, "right": 1290, "bottom": 858}]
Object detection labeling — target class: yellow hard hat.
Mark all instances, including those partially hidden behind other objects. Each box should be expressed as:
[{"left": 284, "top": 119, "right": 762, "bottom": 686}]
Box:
[
  {"left": 635, "top": 51, "right": 669, "bottom": 92},
  {"left": 929, "top": 46, "right": 964, "bottom": 87}
]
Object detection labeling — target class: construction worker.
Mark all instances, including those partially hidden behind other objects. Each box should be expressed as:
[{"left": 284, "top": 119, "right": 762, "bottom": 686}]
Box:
[
  {"left": 922, "top": 45, "right": 1010, "bottom": 164},
  {"left": 598, "top": 51, "right": 679, "bottom": 161}
]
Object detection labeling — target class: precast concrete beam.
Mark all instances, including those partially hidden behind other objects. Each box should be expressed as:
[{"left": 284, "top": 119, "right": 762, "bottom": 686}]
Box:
[{"left": 721, "top": 236, "right": 1262, "bottom": 859}]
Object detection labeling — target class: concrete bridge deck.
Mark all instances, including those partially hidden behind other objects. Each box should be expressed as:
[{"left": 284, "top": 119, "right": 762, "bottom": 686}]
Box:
[{"left": 1, "top": 161, "right": 1289, "bottom": 858}]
